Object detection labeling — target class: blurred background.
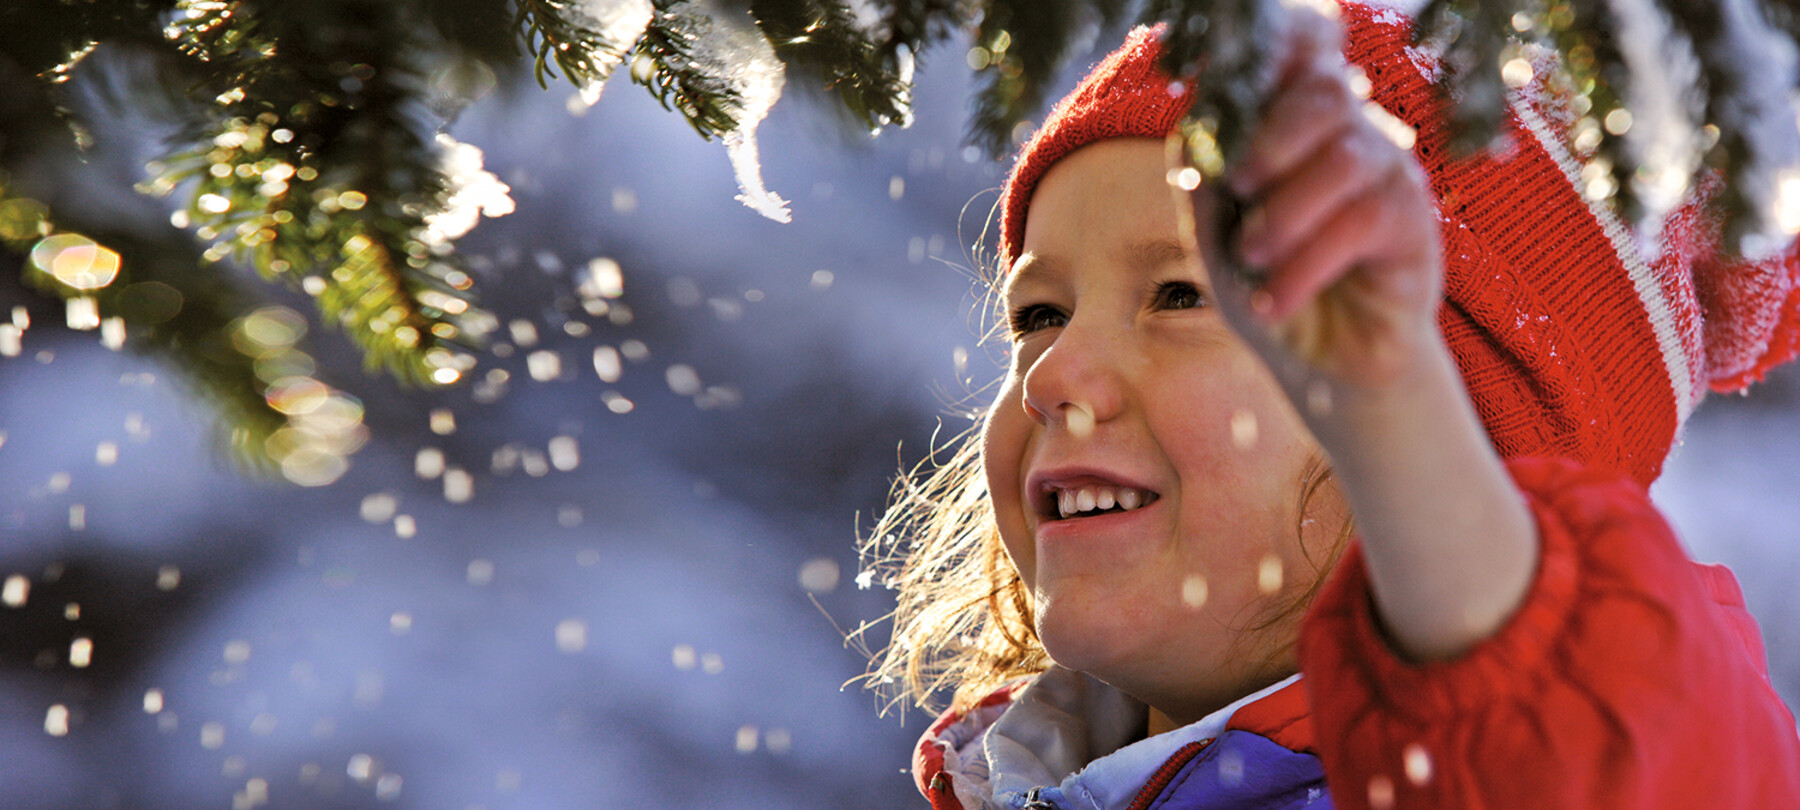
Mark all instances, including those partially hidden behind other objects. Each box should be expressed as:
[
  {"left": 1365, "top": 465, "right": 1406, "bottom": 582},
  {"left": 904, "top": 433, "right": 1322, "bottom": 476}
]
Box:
[{"left": 3, "top": 12, "right": 1798, "bottom": 810}]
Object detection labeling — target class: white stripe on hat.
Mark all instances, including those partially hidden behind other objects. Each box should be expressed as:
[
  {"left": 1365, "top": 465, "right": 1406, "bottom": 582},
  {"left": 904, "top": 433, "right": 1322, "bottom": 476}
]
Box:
[{"left": 1510, "top": 99, "right": 1702, "bottom": 424}]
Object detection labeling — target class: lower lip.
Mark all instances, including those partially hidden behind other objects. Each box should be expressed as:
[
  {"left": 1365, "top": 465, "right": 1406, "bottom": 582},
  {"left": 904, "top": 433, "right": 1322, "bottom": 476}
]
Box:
[{"left": 1035, "top": 499, "right": 1160, "bottom": 545}]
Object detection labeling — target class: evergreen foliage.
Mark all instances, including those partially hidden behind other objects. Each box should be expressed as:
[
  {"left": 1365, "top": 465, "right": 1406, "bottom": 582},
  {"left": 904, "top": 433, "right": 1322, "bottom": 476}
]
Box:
[
  {"left": 630, "top": 0, "right": 748, "bottom": 139},
  {"left": 517, "top": 0, "right": 644, "bottom": 92},
  {"left": 751, "top": 0, "right": 915, "bottom": 131},
  {"left": 3, "top": 0, "right": 1797, "bottom": 477},
  {"left": 3, "top": 173, "right": 292, "bottom": 477},
  {"left": 156, "top": 0, "right": 486, "bottom": 384}
]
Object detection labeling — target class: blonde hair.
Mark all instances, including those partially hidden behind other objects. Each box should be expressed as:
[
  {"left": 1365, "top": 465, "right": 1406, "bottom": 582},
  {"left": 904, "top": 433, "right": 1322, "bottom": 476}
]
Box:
[
  {"left": 854, "top": 425, "right": 1048, "bottom": 715},
  {"left": 850, "top": 210, "right": 1049, "bottom": 714}
]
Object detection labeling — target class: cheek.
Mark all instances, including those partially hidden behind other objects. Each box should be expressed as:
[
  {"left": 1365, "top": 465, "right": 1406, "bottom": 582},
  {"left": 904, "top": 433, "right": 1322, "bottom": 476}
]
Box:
[
  {"left": 1153, "top": 370, "right": 1313, "bottom": 549},
  {"left": 1149, "top": 380, "right": 1260, "bottom": 476},
  {"left": 1152, "top": 350, "right": 1304, "bottom": 470},
  {"left": 981, "top": 381, "right": 1036, "bottom": 581}
]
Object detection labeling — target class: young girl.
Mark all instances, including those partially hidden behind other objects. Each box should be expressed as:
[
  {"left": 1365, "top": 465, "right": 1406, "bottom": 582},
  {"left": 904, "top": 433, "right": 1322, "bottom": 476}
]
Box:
[{"left": 862, "top": 3, "right": 1800, "bottom": 808}]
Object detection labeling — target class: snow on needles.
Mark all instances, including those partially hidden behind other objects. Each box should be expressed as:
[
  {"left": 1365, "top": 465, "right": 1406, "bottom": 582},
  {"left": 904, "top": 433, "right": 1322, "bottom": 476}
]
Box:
[
  {"left": 562, "top": 0, "right": 795, "bottom": 223},
  {"left": 572, "top": 0, "right": 655, "bottom": 106},
  {"left": 1710, "top": 0, "right": 1800, "bottom": 256},
  {"left": 1608, "top": 0, "right": 1704, "bottom": 233},
  {"left": 692, "top": 1, "right": 793, "bottom": 223}
]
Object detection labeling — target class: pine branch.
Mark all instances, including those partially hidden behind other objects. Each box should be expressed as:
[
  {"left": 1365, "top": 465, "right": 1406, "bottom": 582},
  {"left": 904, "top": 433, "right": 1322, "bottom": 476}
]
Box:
[
  {"left": 1142, "top": 0, "right": 1284, "bottom": 173},
  {"left": 0, "top": 0, "right": 178, "bottom": 81},
  {"left": 1418, "top": 0, "right": 1662, "bottom": 227},
  {"left": 157, "top": 0, "right": 488, "bottom": 384},
  {"left": 1417, "top": 0, "right": 1520, "bottom": 152},
  {"left": 1, "top": 173, "right": 305, "bottom": 480},
  {"left": 418, "top": 0, "right": 521, "bottom": 64},
  {"left": 1422, "top": 0, "right": 1797, "bottom": 253},
  {"left": 1655, "top": 0, "right": 1773, "bottom": 249},
  {"left": 631, "top": 0, "right": 746, "bottom": 140},
  {"left": 967, "top": 0, "right": 1089, "bottom": 157},
  {"left": 14, "top": 0, "right": 1799, "bottom": 400},
  {"left": 751, "top": 0, "right": 913, "bottom": 129},
  {"left": 514, "top": 0, "right": 650, "bottom": 94},
  {"left": 869, "top": 0, "right": 980, "bottom": 63}
]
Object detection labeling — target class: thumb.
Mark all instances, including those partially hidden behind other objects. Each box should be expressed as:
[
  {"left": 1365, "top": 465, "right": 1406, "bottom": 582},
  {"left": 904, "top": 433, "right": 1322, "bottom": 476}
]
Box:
[{"left": 1177, "top": 173, "right": 1306, "bottom": 387}]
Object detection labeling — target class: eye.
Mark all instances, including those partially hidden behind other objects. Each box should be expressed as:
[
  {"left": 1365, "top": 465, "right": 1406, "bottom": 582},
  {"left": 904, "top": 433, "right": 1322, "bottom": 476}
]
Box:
[
  {"left": 1153, "top": 281, "right": 1206, "bottom": 310},
  {"left": 1008, "top": 303, "right": 1067, "bottom": 336}
]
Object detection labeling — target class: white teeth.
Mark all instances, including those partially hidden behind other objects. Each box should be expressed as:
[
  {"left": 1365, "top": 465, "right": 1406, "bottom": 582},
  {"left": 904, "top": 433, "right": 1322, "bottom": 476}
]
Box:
[{"left": 1053, "top": 485, "right": 1152, "bottom": 519}]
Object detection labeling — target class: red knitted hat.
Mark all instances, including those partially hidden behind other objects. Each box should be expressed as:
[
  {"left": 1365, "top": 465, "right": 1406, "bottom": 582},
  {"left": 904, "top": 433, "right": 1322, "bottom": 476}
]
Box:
[{"left": 999, "top": 3, "right": 1800, "bottom": 486}]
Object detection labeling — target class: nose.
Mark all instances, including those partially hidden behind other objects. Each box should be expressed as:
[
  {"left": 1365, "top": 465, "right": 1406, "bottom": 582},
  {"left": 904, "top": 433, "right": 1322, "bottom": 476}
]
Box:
[{"left": 1020, "top": 318, "right": 1126, "bottom": 433}]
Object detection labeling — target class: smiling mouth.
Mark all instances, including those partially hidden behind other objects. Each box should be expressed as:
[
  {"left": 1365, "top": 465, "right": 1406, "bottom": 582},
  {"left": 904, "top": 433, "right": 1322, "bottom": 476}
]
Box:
[{"left": 1047, "top": 484, "right": 1159, "bottom": 520}]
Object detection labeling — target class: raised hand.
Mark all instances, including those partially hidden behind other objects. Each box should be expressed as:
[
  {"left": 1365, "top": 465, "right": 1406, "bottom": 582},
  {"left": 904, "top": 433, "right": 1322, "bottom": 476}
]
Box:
[
  {"left": 1188, "top": 5, "right": 1442, "bottom": 397},
  {"left": 1179, "top": 5, "right": 1539, "bottom": 663}
]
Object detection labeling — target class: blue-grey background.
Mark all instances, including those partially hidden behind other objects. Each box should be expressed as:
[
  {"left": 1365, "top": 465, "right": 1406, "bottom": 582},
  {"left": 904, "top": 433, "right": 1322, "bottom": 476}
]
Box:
[{"left": 2, "top": 27, "right": 1797, "bottom": 810}]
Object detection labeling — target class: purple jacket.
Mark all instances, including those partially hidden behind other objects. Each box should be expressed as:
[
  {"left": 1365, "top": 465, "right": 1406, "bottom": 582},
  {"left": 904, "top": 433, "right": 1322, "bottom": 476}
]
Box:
[{"left": 914, "top": 669, "right": 1329, "bottom": 810}]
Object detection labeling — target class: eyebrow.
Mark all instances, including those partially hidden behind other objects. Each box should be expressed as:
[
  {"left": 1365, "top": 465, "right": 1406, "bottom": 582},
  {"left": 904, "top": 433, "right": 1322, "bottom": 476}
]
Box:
[
  {"left": 1004, "top": 237, "right": 1191, "bottom": 299},
  {"left": 1001, "top": 251, "right": 1062, "bottom": 301},
  {"left": 1126, "top": 238, "right": 1192, "bottom": 272}
]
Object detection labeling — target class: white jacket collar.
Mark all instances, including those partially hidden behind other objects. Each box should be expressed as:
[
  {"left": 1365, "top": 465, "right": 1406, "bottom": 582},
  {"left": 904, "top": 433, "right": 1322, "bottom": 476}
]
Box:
[{"left": 930, "top": 667, "right": 1302, "bottom": 810}]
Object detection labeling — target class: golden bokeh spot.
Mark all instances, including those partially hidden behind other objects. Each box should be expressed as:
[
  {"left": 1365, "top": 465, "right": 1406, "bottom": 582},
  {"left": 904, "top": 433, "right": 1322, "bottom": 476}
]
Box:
[
  {"left": 264, "top": 376, "right": 330, "bottom": 415},
  {"left": 31, "top": 233, "right": 122, "bottom": 290},
  {"left": 238, "top": 306, "right": 308, "bottom": 352}
]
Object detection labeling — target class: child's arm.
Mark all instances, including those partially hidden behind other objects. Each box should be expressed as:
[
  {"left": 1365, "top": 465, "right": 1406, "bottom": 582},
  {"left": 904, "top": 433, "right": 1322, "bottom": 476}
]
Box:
[
  {"left": 1302, "top": 455, "right": 1800, "bottom": 808},
  {"left": 1189, "top": 6, "right": 1536, "bottom": 662},
  {"left": 1194, "top": 6, "right": 1800, "bottom": 807}
]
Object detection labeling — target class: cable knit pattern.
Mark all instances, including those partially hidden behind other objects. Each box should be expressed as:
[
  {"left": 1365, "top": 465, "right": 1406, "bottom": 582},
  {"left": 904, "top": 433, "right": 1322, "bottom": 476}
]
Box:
[{"left": 1298, "top": 456, "right": 1800, "bottom": 809}]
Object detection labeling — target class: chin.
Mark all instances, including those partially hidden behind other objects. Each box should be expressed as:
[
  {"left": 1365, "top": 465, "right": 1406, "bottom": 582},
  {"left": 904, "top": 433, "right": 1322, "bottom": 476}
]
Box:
[
  {"left": 1032, "top": 584, "right": 1293, "bottom": 722},
  {"left": 1032, "top": 590, "right": 1159, "bottom": 680}
]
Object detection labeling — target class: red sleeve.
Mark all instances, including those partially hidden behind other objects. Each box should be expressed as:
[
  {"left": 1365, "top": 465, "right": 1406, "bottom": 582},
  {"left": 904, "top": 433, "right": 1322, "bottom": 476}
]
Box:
[{"left": 1298, "top": 455, "right": 1800, "bottom": 809}]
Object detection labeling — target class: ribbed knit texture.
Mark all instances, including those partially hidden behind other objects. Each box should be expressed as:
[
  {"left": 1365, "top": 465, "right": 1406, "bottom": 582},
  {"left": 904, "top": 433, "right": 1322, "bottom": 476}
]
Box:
[
  {"left": 999, "top": 26, "right": 1194, "bottom": 273},
  {"left": 996, "top": 2, "right": 1800, "bottom": 487}
]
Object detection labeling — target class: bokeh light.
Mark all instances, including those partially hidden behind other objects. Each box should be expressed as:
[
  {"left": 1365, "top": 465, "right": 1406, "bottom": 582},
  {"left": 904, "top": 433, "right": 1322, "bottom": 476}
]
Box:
[{"left": 31, "top": 233, "right": 122, "bottom": 290}]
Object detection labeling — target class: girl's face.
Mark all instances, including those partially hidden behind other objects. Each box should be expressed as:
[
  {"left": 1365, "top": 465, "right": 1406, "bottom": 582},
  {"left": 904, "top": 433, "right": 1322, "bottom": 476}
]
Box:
[{"left": 982, "top": 139, "right": 1340, "bottom": 725}]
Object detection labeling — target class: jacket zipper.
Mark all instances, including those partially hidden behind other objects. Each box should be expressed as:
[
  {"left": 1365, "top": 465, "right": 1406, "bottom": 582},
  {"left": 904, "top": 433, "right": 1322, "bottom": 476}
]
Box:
[
  {"left": 1013, "top": 737, "right": 1214, "bottom": 810},
  {"left": 1123, "top": 738, "right": 1213, "bottom": 810}
]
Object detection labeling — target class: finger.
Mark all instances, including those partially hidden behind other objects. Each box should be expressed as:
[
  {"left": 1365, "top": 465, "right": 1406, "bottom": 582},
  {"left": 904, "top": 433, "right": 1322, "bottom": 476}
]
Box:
[
  {"left": 1273, "top": 4, "right": 1346, "bottom": 90},
  {"left": 1229, "top": 73, "right": 1357, "bottom": 197},
  {"left": 1359, "top": 160, "right": 1443, "bottom": 308},
  {"left": 1230, "top": 6, "right": 1350, "bottom": 195},
  {"left": 1257, "top": 181, "right": 1397, "bottom": 321},
  {"left": 1187, "top": 187, "right": 1276, "bottom": 339},
  {"left": 1239, "top": 126, "right": 1397, "bottom": 267}
]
